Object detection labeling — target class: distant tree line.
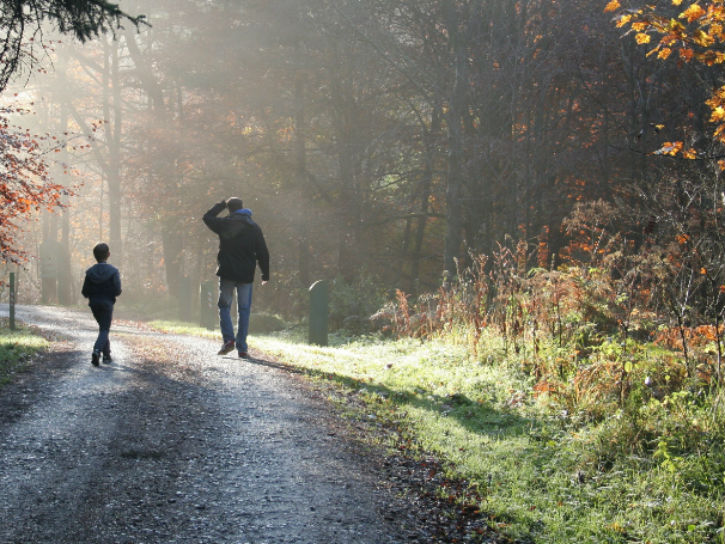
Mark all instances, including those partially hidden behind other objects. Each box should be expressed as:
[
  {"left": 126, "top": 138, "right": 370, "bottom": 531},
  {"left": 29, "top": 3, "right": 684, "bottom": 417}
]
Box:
[{"left": 19, "top": 0, "right": 723, "bottom": 319}]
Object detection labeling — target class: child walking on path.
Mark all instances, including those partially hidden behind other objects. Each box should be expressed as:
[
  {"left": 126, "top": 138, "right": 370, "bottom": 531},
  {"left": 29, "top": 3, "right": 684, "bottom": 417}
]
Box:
[{"left": 81, "top": 243, "right": 122, "bottom": 367}]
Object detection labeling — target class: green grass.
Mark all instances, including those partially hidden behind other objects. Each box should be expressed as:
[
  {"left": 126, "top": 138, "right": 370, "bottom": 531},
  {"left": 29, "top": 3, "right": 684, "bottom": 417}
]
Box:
[
  {"left": 0, "top": 319, "right": 50, "bottom": 385},
  {"left": 146, "top": 321, "right": 725, "bottom": 544}
]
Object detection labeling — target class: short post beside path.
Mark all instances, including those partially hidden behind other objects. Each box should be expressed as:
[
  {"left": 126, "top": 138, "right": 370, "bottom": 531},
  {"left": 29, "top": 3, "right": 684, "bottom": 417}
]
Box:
[
  {"left": 308, "top": 280, "right": 329, "bottom": 346},
  {"left": 9, "top": 271, "right": 16, "bottom": 330}
]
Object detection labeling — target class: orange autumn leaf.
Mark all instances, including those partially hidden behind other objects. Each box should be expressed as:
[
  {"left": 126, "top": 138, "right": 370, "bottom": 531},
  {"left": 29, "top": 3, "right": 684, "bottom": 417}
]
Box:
[
  {"left": 667, "top": 18, "right": 686, "bottom": 34},
  {"left": 714, "top": 123, "right": 725, "bottom": 142},
  {"left": 636, "top": 32, "right": 652, "bottom": 44},
  {"left": 710, "top": 105, "right": 725, "bottom": 122},
  {"left": 616, "top": 14, "right": 633, "bottom": 27},
  {"left": 713, "top": 23, "right": 725, "bottom": 40},
  {"left": 696, "top": 49, "right": 725, "bottom": 64},
  {"left": 604, "top": 0, "right": 621, "bottom": 12},
  {"left": 693, "top": 29, "right": 715, "bottom": 47},
  {"left": 655, "top": 141, "right": 684, "bottom": 155},
  {"left": 679, "top": 47, "right": 695, "bottom": 61},
  {"left": 657, "top": 47, "right": 673, "bottom": 59},
  {"left": 680, "top": 3, "right": 706, "bottom": 22}
]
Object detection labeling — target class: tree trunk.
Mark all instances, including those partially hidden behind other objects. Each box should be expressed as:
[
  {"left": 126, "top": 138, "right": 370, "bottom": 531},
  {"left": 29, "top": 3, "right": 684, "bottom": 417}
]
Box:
[
  {"left": 443, "top": 3, "right": 467, "bottom": 282},
  {"left": 409, "top": 105, "right": 441, "bottom": 293},
  {"left": 330, "top": 50, "right": 361, "bottom": 281},
  {"left": 103, "top": 37, "right": 123, "bottom": 263},
  {"left": 161, "top": 222, "right": 184, "bottom": 303},
  {"left": 294, "top": 64, "right": 312, "bottom": 287}
]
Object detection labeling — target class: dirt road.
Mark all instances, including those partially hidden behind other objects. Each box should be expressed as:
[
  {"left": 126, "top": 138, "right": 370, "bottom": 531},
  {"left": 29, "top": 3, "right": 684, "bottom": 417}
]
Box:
[{"left": 0, "top": 305, "right": 419, "bottom": 544}]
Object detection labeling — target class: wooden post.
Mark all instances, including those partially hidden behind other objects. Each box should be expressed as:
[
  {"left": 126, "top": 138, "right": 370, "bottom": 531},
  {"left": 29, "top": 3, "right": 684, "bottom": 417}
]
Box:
[
  {"left": 309, "top": 280, "right": 329, "bottom": 346},
  {"left": 9, "top": 272, "right": 16, "bottom": 330}
]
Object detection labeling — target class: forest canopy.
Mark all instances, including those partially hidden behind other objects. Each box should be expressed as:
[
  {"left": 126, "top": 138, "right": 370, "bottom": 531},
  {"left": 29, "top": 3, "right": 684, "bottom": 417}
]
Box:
[
  {"left": 1, "top": 0, "right": 723, "bottom": 330},
  {"left": 0, "top": 0, "right": 144, "bottom": 92}
]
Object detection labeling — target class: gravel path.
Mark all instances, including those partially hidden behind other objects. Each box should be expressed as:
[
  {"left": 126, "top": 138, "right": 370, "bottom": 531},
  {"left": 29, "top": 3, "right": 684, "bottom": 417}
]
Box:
[{"left": 0, "top": 305, "right": 415, "bottom": 544}]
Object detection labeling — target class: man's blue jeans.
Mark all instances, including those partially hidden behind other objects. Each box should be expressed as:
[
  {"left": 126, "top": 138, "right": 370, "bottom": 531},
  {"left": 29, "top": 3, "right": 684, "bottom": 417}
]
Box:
[{"left": 218, "top": 278, "right": 253, "bottom": 353}]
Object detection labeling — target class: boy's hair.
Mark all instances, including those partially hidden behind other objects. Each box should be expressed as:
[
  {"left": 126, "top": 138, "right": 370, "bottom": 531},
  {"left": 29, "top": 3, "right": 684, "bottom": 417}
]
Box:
[
  {"left": 93, "top": 242, "right": 110, "bottom": 262},
  {"left": 226, "top": 197, "right": 244, "bottom": 212}
]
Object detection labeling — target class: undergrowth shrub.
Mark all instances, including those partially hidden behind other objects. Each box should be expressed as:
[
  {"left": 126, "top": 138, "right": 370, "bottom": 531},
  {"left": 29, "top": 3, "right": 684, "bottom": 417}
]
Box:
[
  {"left": 369, "top": 195, "right": 725, "bottom": 542},
  {"left": 382, "top": 199, "right": 723, "bottom": 420},
  {"left": 329, "top": 273, "right": 386, "bottom": 332}
]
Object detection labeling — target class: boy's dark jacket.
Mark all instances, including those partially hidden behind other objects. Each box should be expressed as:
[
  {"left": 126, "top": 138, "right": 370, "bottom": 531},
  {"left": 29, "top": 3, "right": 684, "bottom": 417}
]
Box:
[
  {"left": 82, "top": 263, "right": 122, "bottom": 303},
  {"left": 203, "top": 202, "right": 270, "bottom": 283}
]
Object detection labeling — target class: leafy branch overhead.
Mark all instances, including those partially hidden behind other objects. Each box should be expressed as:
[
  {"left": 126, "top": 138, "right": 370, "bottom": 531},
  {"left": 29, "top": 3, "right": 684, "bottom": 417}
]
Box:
[
  {"left": 607, "top": 0, "right": 725, "bottom": 162},
  {"left": 0, "top": 1, "right": 143, "bottom": 262},
  {"left": 0, "top": 0, "right": 145, "bottom": 93},
  {"left": 0, "top": 108, "right": 69, "bottom": 263}
]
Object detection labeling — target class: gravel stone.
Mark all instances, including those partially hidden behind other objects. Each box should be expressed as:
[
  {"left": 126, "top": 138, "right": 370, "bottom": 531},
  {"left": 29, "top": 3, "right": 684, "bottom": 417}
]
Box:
[{"left": 0, "top": 305, "right": 418, "bottom": 543}]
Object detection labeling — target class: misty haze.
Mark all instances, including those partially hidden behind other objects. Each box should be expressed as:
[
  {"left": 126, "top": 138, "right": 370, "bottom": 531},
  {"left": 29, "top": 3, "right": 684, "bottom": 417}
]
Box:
[{"left": 0, "top": 1, "right": 724, "bottom": 543}]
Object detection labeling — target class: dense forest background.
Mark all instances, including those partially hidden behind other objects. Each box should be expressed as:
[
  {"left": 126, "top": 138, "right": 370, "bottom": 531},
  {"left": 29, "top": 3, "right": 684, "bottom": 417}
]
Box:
[
  {"left": 1, "top": 0, "right": 722, "bottom": 335},
  {"left": 1, "top": 2, "right": 724, "bottom": 541}
]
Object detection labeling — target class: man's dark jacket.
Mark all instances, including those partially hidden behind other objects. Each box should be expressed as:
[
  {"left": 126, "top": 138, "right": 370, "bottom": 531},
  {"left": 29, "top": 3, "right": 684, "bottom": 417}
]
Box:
[
  {"left": 81, "top": 263, "right": 122, "bottom": 304},
  {"left": 203, "top": 202, "right": 270, "bottom": 283}
]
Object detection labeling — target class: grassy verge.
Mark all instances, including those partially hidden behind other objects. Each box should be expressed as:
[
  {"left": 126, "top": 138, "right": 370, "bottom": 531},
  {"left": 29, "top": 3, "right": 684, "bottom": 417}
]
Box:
[
  {"left": 0, "top": 319, "right": 50, "bottom": 385},
  {"left": 146, "top": 320, "right": 725, "bottom": 544}
]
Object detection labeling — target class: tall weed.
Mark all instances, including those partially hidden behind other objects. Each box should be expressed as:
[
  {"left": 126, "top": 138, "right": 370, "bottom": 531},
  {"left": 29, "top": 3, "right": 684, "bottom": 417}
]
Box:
[{"left": 384, "top": 199, "right": 724, "bottom": 476}]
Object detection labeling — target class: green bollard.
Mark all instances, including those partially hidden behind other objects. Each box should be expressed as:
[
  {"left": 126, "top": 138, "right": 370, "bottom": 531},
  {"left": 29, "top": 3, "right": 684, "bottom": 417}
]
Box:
[
  {"left": 309, "top": 280, "right": 329, "bottom": 346},
  {"left": 9, "top": 272, "right": 16, "bottom": 330}
]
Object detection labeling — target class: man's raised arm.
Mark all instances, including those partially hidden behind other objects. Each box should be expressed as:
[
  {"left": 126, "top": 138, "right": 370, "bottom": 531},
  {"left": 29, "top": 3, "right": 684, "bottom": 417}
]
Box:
[{"left": 202, "top": 200, "right": 228, "bottom": 234}]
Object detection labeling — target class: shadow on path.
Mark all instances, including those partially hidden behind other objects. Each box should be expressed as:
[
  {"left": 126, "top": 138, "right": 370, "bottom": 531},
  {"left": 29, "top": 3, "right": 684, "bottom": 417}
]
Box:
[{"left": 235, "top": 354, "right": 533, "bottom": 441}]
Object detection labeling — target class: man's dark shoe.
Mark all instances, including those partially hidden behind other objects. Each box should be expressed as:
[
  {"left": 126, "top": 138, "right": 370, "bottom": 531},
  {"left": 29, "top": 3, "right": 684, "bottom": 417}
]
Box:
[
  {"left": 238, "top": 351, "right": 249, "bottom": 359},
  {"left": 102, "top": 353, "right": 113, "bottom": 364},
  {"left": 91, "top": 351, "right": 100, "bottom": 367},
  {"left": 218, "top": 340, "right": 235, "bottom": 355}
]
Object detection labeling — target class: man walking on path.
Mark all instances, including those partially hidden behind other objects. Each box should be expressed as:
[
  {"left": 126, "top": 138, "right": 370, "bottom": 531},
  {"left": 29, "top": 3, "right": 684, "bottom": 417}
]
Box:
[
  {"left": 81, "top": 242, "right": 122, "bottom": 366},
  {"left": 203, "top": 197, "right": 270, "bottom": 358}
]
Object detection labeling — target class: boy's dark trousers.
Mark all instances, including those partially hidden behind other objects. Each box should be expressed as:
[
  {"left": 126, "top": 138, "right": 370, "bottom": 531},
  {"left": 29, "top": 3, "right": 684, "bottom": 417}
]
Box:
[{"left": 89, "top": 300, "right": 114, "bottom": 356}]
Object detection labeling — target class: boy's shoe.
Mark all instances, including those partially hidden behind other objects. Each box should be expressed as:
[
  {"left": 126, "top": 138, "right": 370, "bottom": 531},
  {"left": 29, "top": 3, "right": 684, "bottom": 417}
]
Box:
[
  {"left": 102, "top": 353, "right": 113, "bottom": 364},
  {"left": 91, "top": 351, "right": 100, "bottom": 367},
  {"left": 238, "top": 351, "right": 249, "bottom": 359},
  {"left": 217, "top": 340, "right": 235, "bottom": 355}
]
